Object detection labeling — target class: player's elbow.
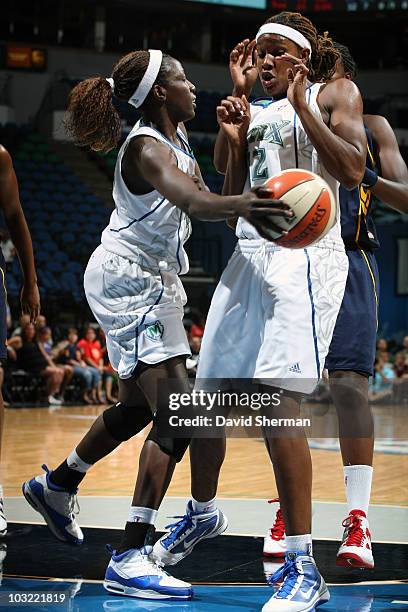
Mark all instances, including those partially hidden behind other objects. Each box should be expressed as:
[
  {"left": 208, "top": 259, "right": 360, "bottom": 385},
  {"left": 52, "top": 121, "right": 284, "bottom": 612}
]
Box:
[{"left": 341, "top": 161, "right": 365, "bottom": 190}]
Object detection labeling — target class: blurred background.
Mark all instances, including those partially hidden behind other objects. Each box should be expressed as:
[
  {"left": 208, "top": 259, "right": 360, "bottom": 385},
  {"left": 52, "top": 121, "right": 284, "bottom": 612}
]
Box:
[{"left": 0, "top": 0, "right": 407, "bottom": 405}]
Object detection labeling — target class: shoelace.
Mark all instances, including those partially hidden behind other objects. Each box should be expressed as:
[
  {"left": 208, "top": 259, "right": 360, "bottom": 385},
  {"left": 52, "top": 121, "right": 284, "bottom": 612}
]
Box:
[
  {"left": 342, "top": 514, "right": 365, "bottom": 547},
  {"left": 42, "top": 464, "right": 79, "bottom": 519},
  {"left": 106, "top": 544, "right": 170, "bottom": 577},
  {"left": 268, "top": 499, "right": 285, "bottom": 541},
  {"left": 162, "top": 513, "right": 194, "bottom": 546},
  {"left": 268, "top": 556, "right": 303, "bottom": 598}
]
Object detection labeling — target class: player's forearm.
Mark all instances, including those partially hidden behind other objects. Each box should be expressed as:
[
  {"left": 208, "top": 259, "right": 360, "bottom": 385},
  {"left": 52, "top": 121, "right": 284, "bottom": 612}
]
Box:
[
  {"left": 5, "top": 209, "right": 37, "bottom": 286},
  {"left": 371, "top": 178, "right": 408, "bottom": 214},
  {"left": 222, "top": 144, "right": 248, "bottom": 196},
  {"left": 296, "top": 104, "right": 365, "bottom": 189},
  {"left": 214, "top": 131, "right": 228, "bottom": 175}
]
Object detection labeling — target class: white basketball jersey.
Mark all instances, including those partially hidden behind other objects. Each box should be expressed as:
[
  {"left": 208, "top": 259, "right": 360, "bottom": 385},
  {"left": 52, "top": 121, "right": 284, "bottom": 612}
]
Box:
[
  {"left": 101, "top": 120, "right": 195, "bottom": 274},
  {"left": 236, "top": 83, "right": 343, "bottom": 248}
]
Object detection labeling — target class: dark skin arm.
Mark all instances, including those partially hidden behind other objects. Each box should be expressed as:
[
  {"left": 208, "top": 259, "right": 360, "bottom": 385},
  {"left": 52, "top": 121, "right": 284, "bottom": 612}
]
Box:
[
  {"left": 283, "top": 57, "right": 366, "bottom": 189},
  {"left": 214, "top": 39, "right": 258, "bottom": 174},
  {"left": 364, "top": 114, "right": 408, "bottom": 214},
  {"left": 218, "top": 94, "right": 292, "bottom": 236},
  {"left": 0, "top": 146, "right": 40, "bottom": 321},
  {"left": 121, "top": 136, "right": 290, "bottom": 229}
]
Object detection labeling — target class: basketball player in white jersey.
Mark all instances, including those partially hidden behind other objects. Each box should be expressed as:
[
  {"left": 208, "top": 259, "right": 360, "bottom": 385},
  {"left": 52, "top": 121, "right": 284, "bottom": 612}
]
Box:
[
  {"left": 152, "top": 13, "right": 367, "bottom": 612},
  {"left": 22, "top": 49, "right": 289, "bottom": 601}
]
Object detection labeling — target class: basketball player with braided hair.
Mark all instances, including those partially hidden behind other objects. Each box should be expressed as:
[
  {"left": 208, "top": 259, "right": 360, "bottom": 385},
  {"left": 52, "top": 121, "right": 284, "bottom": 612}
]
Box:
[
  {"left": 152, "top": 12, "right": 367, "bottom": 612},
  {"left": 22, "top": 49, "right": 288, "bottom": 601},
  {"left": 263, "top": 41, "right": 408, "bottom": 572}
]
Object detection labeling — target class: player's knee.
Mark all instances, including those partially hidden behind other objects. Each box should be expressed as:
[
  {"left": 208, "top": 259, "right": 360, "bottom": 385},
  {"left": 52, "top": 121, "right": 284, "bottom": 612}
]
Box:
[
  {"left": 103, "top": 402, "right": 152, "bottom": 442},
  {"left": 146, "top": 425, "right": 190, "bottom": 463}
]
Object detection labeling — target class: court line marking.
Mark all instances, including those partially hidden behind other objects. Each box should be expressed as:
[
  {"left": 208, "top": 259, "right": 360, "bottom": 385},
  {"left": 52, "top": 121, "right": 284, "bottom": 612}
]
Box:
[
  {"left": 7, "top": 521, "right": 408, "bottom": 545},
  {"left": 392, "top": 602, "right": 408, "bottom": 605},
  {"left": 8, "top": 496, "right": 407, "bottom": 510},
  {"left": 5, "top": 575, "right": 407, "bottom": 588}
]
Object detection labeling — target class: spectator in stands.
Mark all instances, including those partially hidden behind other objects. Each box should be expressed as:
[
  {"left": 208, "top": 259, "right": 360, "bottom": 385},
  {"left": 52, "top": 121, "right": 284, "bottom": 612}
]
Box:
[
  {"left": 35, "top": 315, "right": 47, "bottom": 332},
  {"left": 98, "top": 329, "right": 118, "bottom": 403},
  {"left": 37, "top": 326, "right": 73, "bottom": 401},
  {"left": 186, "top": 335, "right": 201, "bottom": 375},
  {"left": 57, "top": 328, "right": 101, "bottom": 405},
  {"left": 8, "top": 323, "right": 64, "bottom": 406},
  {"left": 394, "top": 351, "right": 408, "bottom": 378},
  {"left": 376, "top": 338, "right": 389, "bottom": 360},
  {"left": 77, "top": 326, "right": 104, "bottom": 403},
  {"left": 190, "top": 313, "right": 205, "bottom": 338},
  {"left": 11, "top": 313, "right": 30, "bottom": 338},
  {"left": 37, "top": 326, "right": 53, "bottom": 355},
  {"left": 369, "top": 354, "right": 396, "bottom": 403}
]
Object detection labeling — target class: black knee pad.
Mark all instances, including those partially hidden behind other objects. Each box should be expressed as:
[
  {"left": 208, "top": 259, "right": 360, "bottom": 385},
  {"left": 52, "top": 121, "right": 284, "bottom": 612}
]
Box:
[
  {"left": 103, "top": 402, "right": 152, "bottom": 442},
  {"left": 146, "top": 424, "right": 190, "bottom": 463}
]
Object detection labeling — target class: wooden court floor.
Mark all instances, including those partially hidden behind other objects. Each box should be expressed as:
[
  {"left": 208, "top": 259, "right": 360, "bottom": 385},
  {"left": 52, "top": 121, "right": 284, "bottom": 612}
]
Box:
[{"left": 2, "top": 405, "right": 407, "bottom": 505}]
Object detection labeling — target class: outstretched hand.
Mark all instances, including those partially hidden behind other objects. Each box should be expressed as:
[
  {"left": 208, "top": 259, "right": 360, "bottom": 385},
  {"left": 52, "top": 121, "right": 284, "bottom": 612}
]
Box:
[
  {"left": 216, "top": 95, "right": 251, "bottom": 147},
  {"left": 230, "top": 38, "right": 258, "bottom": 97}
]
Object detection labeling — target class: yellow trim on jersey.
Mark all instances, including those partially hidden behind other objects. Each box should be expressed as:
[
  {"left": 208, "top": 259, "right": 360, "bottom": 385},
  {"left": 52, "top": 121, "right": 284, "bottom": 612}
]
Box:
[
  {"left": 0, "top": 266, "right": 6, "bottom": 299},
  {"left": 358, "top": 248, "right": 379, "bottom": 329},
  {"left": 366, "top": 142, "right": 376, "bottom": 168}
]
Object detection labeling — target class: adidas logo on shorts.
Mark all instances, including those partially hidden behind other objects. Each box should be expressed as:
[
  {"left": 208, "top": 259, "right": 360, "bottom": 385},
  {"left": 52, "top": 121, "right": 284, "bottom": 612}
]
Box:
[{"left": 289, "top": 362, "right": 302, "bottom": 374}]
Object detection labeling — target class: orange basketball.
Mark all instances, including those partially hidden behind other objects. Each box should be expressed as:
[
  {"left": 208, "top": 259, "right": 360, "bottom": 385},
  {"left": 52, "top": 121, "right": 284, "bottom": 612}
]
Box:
[{"left": 259, "top": 169, "right": 336, "bottom": 249}]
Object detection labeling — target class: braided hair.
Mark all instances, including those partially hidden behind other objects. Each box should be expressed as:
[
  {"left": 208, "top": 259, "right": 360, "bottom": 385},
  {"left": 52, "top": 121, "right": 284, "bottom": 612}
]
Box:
[
  {"left": 65, "top": 50, "right": 173, "bottom": 152},
  {"left": 264, "top": 12, "right": 339, "bottom": 82},
  {"left": 332, "top": 41, "right": 357, "bottom": 79}
]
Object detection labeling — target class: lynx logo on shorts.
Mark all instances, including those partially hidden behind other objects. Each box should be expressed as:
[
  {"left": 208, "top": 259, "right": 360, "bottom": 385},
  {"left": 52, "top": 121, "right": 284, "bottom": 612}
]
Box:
[{"left": 146, "top": 320, "right": 164, "bottom": 342}]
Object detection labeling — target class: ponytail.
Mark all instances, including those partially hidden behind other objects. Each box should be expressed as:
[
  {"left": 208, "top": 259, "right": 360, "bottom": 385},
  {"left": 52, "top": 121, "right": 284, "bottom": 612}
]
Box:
[
  {"left": 65, "top": 50, "right": 173, "bottom": 153},
  {"left": 65, "top": 77, "right": 121, "bottom": 152}
]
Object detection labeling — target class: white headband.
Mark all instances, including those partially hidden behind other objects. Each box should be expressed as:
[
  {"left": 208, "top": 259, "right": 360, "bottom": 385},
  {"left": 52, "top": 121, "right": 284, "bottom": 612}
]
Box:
[
  {"left": 106, "top": 77, "right": 114, "bottom": 91},
  {"left": 256, "top": 24, "right": 312, "bottom": 58},
  {"left": 128, "top": 49, "right": 163, "bottom": 108}
]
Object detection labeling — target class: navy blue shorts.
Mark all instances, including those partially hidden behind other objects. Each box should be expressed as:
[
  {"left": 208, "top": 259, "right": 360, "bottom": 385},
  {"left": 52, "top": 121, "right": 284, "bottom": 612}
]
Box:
[
  {"left": 0, "top": 251, "right": 8, "bottom": 361},
  {"left": 325, "top": 248, "right": 379, "bottom": 377}
]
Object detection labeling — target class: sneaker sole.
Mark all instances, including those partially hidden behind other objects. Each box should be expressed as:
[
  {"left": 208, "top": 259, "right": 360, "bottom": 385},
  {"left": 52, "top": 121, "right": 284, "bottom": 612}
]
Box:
[
  {"left": 22, "top": 482, "right": 83, "bottom": 546},
  {"left": 103, "top": 580, "right": 193, "bottom": 600},
  {"left": 336, "top": 552, "right": 374, "bottom": 569},
  {"left": 263, "top": 550, "right": 286, "bottom": 558},
  {"left": 262, "top": 586, "right": 330, "bottom": 612},
  {"left": 153, "top": 514, "right": 228, "bottom": 566}
]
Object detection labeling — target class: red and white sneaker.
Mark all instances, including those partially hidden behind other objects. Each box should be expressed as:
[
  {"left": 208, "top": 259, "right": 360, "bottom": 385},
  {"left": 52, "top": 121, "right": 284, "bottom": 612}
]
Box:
[
  {"left": 263, "top": 499, "right": 286, "bottom": 558},
  {"left": 336, "top": 509, "right": 374, "bottom": 569}
]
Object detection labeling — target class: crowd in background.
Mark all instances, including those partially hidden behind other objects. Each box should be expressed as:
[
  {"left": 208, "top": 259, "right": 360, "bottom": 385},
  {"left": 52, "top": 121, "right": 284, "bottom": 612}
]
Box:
[
  {"left": 2, "top": 313, "right": 118, "bottom": 406},
  {"left": 369, "top": 336, "right": 408, "bottom": 403},
  {"left": 1, "top": 304, "right": 407, "bottom": 406}
]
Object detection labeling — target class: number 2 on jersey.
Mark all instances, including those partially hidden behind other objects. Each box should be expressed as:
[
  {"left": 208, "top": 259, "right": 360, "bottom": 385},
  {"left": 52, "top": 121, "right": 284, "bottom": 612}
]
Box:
[{"left": 250, "top": 146, "right": 268, "bottom": 181}]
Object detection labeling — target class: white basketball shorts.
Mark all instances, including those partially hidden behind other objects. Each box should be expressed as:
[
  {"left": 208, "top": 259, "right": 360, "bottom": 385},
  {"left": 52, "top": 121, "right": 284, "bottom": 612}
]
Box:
[
  {"left": 84, "top": 245, "right": 191, "bottom": 379},
  {"left": 196, "top": 239, "right": 349, "bottom": 394}
]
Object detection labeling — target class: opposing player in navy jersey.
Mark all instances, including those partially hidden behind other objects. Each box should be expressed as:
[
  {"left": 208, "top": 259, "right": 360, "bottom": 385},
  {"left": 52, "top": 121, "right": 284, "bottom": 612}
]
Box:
[
  {"left": 264, "top": 42, "right": 408, "bottom": 569},
  {"left": 22, "top": 49, "right": 286, "bottom": 601},
  {"left": 0, "top": 146, "right": 40, "bottom": 538},
  {"left": 152, "top": 12, "right": 367, "bottom": 612}
]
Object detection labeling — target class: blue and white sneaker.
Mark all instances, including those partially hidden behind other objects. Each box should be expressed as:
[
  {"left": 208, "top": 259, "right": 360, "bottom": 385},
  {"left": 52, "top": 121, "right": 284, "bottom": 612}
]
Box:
[
  {"left": 104, "top": 545, "right": 192, "bottom": 600},
  {"left": 22, "top": 465, "right": 83, "bottom": 546},
  {"left": 262, "top": 551, "right": 330, "bottom": 611},
  {"left": 151, "top": 501, "right": 228, "bottom": 566}
]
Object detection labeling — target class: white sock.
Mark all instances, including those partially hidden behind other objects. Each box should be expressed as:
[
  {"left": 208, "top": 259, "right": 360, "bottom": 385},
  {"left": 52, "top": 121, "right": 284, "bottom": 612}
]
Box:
[
  {"left": 128, "top": 506, "right": 158, "bottom": 525},
  {"left": 285, "top": 534, "right": 313, "bottom": 555},
  {"left": 191, "top": 497, "right": 216, "bottom": 513},
  {"left": 344, "top": 465, "right": 373, "bottom": 516},
  {"left": 67, "top": 449, "right": 93, "bottom": 473}
]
